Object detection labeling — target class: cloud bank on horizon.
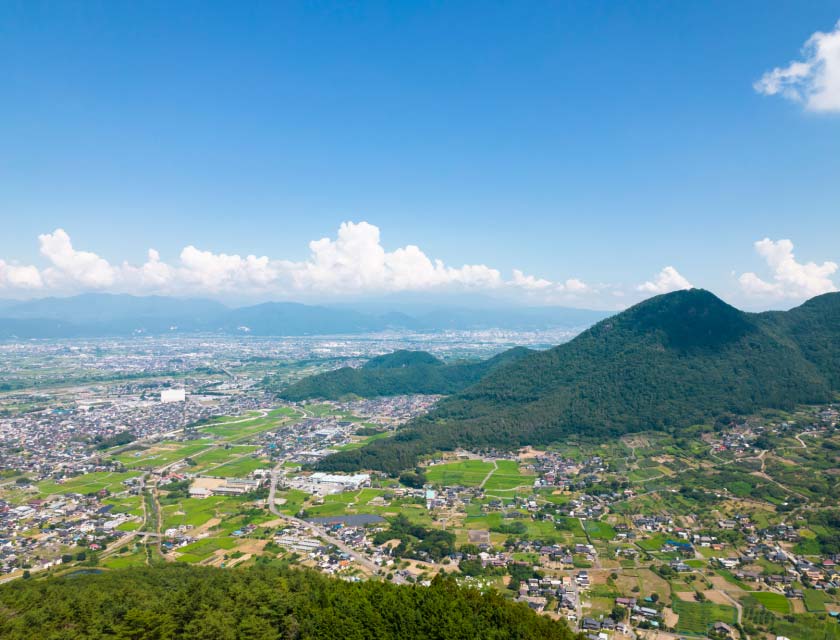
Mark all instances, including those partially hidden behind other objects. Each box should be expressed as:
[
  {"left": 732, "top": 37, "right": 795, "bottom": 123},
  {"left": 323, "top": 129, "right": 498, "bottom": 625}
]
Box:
[
  {"left": 0, "top": 221, "right": 836, "bottom": 307},
  {"left": 0, "top": 222, "right": 603, "bottom": 304},
  {"left": 755, "top": 20, "right": 840, "bottom": 112}
]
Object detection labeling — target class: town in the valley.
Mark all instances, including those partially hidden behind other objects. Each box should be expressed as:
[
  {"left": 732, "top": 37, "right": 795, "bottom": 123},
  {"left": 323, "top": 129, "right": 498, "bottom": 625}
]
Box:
[{"left": 1, "top": 337, "right": 839, "bottom": 640}]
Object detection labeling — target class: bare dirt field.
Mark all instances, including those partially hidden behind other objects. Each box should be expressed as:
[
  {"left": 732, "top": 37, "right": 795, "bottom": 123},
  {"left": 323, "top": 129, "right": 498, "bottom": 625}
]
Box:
[{"left": 703, "top": 589, "right": 734, "bottom": 605}]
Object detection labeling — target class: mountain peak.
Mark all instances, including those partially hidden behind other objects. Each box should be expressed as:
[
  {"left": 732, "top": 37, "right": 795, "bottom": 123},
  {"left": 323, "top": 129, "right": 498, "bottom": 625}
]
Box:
[
  {"left": 363, "top": 350, "right": 443, "bottom": 369},
  {"left": 598, "top": 288, "right": 753, "bottom": 350}
]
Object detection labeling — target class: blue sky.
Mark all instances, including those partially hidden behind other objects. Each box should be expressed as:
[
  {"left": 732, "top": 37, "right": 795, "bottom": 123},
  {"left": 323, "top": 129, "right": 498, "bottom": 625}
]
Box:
[{"left": 1, "top": 1, "right": 839, "bottom": 309}]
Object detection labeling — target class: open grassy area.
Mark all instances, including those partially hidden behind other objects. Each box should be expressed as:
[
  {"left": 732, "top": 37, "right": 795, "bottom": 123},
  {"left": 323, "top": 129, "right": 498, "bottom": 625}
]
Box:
[
  {"left": 101, "top": 550, "right": 147, "bottom": 569},
  {"left": 804, "top": 589, "right": 831, "bottom": 612},
  {"left": 210, "top": 456, "right": 267, "bottom": 478},
  {"left": 483, "top": 460, "right": 536, "bottom": 491},
  {"left": 333, "top": 430, "right": 393, "bottom": 451},
  {"left": 102, "top": 495, "right": 144, "bottom": 517},
  {"left": 302, "top": 404, "right": 337, "bottom": 417},
  {"left": 463, "top": 510, "right": 564, "bottom": 541},
  {"left": 749, "top": 591, "right": 791, "bottom": 614},
  {"left": 115, "top": 440, "right": 214, "bottom": 469},
  {"left": 276, "top": 489, "right": 309, "bottom": 516},
  {"left": 188, "top": 445, "right": 259, "bottom": 472},
  {"left": 585, "top": 520, "right": 617, "bottom": 540},
  {"left": 161, "top": 496, "right": 247, "bottom": 530},
  {"left": 772, "top": 614, "right": 840, "bottom": 640},
  {"left": 628, "top": 467, "right": 664, "bottom": 482},
  {"left": 201, "top": 407, "right": 299, "bottom": 441},
  {"left": 37, "top": 471, "right": 142, "bottom": 497},
  {"left": 426, "top": 460, "right": 493, "bottom": 487},
  {"left": 636, "top": 532, "right": 670, "bottom": 551},
  {"left": 672, "top": 599, "right": 737, "bottom": 634},
  {"left": 175, "top": 536, "right": 237, "bottom": 561},
  {"left": 202, "top": 418, "right": 277, "bottom": 441},
  {"left": 717, "top": 569, "right": 749, "bottom": 589}
]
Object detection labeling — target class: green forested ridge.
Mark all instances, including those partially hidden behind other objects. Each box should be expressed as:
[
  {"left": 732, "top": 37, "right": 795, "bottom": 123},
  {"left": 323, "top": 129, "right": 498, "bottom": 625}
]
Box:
[
  {"left": 0, "top": 564, "right": 576, "bottom": 640},
  {"left": 279, "top": 347, "right": 532, "bottom": 401},
  {"left": 317, "top": 289, "right": 840, "bottom": 474}
]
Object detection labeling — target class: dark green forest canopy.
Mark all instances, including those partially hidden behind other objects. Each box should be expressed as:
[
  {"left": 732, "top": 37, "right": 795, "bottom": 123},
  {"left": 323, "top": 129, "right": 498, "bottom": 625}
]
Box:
[
  {"left": 316, "top": 289, "right": 840, "bottom": 474},
  {"left": 279, "top": 347, "right": 533, "bottom": 401},
  {"left": 0, "top": 564, "right": 578, "bottom": 640}
]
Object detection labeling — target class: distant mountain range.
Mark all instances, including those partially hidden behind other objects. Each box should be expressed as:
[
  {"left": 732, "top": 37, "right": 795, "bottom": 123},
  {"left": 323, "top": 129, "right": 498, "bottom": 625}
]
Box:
[
  {"left": 316, "top": 289, "right": 840, "bottom": 474},
  {"left": 0, "top": 293, "right": 606, "bottom": 338},
  {"left": 279, "top": 348, "right": 533, "bottom": 401}
]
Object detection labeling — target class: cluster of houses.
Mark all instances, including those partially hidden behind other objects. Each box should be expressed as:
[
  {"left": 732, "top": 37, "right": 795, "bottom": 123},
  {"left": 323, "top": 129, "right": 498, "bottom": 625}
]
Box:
[
  {"left": 532, "top": 453, "right": 607, "bottom": 492},
  {"left": 0, "top": 378, "right": 269, "bottom": 479},
  {"left": 0, "top": 487, "right": 139, "bottom": 574}
]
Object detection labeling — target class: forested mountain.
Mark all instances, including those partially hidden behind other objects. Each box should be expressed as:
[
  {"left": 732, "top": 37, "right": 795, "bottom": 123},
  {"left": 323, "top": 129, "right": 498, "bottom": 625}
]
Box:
[
  {"left": 317, "top": 289, "right": 840, "bottom": 474},
  {"left": 219, "top": 301, "right": 386, "bottom": 335},
  {"left": 0, "top": 564, "right": 577, "bottom": 640},
  {"left": 0, "top": 294, "right": 228, "bottom": 338},
  {"left": 0, "top": 293, "right": 604, "bottom": 337},
  {"left": 3, "top": 293, "right": 227, "bottom": 323},
  {"left": 280, "top": 348, "right": 533, "bottom": 401}
]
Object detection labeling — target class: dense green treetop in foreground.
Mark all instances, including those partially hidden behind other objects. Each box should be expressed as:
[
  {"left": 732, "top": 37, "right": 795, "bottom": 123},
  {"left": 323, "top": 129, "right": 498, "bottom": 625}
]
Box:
[
  {"left": 279, "top": 347, "right": 533, "bottom": 401},
  {"left": 0, "top": 564, "right": 576, "bottom": 640},
  {"left": 317, "top": 289, "right": 840, "bottom": 474}
]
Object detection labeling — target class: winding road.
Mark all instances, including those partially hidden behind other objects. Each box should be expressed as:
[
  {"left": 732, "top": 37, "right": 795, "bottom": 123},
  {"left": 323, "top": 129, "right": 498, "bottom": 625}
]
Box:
[{"left": 267, "top": 464, "right": 382, "bottom": 575}]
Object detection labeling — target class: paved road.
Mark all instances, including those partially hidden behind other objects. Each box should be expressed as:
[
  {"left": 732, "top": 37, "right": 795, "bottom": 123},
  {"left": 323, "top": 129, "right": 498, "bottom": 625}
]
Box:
[{"left": 267, "top": 464, "right": 382, "bottom": 575}]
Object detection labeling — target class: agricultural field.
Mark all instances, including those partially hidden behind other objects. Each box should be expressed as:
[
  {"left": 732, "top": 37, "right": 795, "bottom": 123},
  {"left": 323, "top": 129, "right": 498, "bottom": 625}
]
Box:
[
  {"left": 101, "top": 549, "right": 147, "bottom": 570},
  {"left": 209, "top": 456, "right": 268, "bottom": 478},
  {"left": 584, "top": 520, "right": 617, "bottom": 541},
  {"left": 102, "top": 494, "right": 144, "bottom": 515},
  {"left": 201, "top": 407, "right": 299, "bottom": 441},
  {"left": 804, "top": 589, "right": 832, "bottom": 612},
  {"left": 426, "top": 460, "right": 493, "bottom": 487},
  {"left": 114, "top": 440, "right": 214, "bottom": 469},
  {"left": 672, "top": 599, "right": 737, "bottom": 634},
  {"left": 275, "top": 489, "right": 309, "bottom": 516},
  {"left": 161, "top": 496, "right": 246, "bottom": 530},
  {"left": 771, "top": 615, "right": 840, "bottom": 640},
  {"left": 748, "top": 591, "right": 791, "bottom": 614},
  {"left": 36, "top": 471, "right": 142, "bottom": 497},
  {"left": 482, "top": 460, "right": 536, "bottom": 491},
  {"left": 175, "top": 536, "right": 237, "bottom": 562},
  {"left": 300, "top": 488, "right": 432, "bottom": 525},
  {"left": 187, "top": 445, "right": 259, "bottom": 472},
  {"left": 332, "top": 430, "right": 393, "bottom": 451}
]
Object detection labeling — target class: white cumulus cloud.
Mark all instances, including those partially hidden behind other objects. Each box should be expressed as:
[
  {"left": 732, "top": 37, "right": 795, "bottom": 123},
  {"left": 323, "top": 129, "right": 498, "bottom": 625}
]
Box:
[
  {"left": 636, "top": 266, "right": 693, "bottom": 294},
  {"left": 286, "top": 222, "right": 504, "bottom": 293},
  {"left": 511, "top": 269, "right": 553, "bottom": 290},
  {"left": 38, "top": 229, "right": 117, "bottom": 289},
  {"left": 738, "top": 238, "right": 837, "bottom": 299},
  {"left": 0, "top": 260, "right": 44, "bottom": 289},
  {"left": 754, "top": 20, "right": 840, "bottom": 112},
  {"left": 0, "top": 221, "right": 594, "bottom": 302}
]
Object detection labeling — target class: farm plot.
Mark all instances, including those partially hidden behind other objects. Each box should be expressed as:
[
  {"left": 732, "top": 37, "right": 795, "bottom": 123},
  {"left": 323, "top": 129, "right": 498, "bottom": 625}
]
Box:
[
  {"left": 426, "top": 460, "right": 493, "bottom": 487},
  {"left": 673, "top": 599, "right": 737, "bottom": 634}
]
